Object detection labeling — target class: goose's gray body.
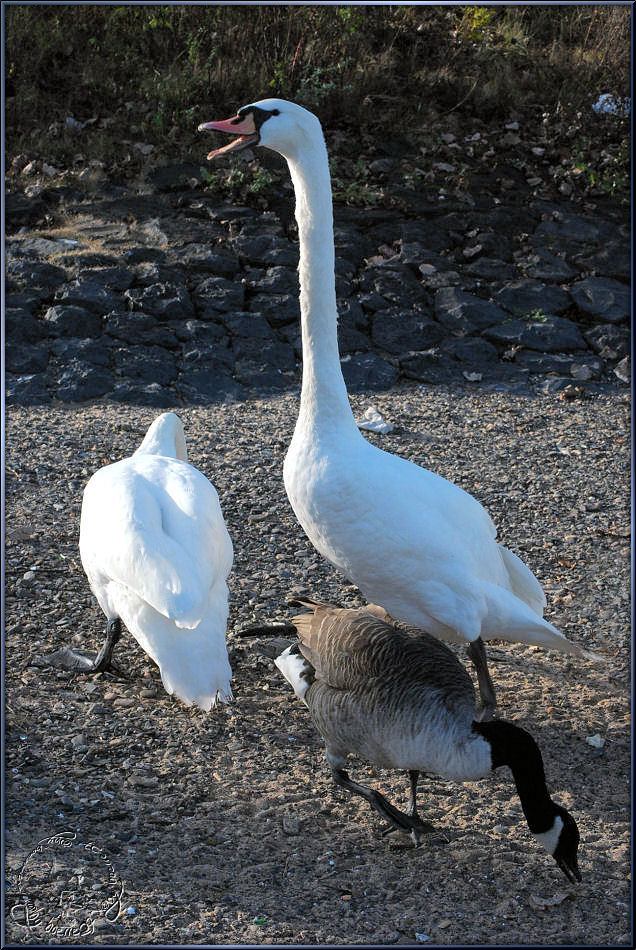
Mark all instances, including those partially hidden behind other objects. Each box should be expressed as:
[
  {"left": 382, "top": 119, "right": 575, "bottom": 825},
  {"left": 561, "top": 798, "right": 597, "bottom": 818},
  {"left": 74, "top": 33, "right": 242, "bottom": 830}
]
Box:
[
  {"left": 272, "top": 598, "right": 582, "bottom": 882},
  {"left": 292, "top": 606, "right": 490, "bottom": 781}
]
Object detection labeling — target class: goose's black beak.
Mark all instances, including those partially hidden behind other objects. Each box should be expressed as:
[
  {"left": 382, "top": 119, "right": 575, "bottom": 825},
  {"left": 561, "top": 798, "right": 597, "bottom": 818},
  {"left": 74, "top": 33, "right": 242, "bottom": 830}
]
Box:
[
  {"left": 555, "top": 853, "right": 582, "bottom": 884},
  {"left": 198, "top": 113, "right": 259, "bottom": 160}
]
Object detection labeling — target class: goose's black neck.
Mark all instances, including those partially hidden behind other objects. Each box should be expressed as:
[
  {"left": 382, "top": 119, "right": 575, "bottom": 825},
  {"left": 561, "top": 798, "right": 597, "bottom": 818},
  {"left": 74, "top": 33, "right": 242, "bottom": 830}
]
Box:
[{"left": 473, "top": 719, "right": 555, "bottom": 834}]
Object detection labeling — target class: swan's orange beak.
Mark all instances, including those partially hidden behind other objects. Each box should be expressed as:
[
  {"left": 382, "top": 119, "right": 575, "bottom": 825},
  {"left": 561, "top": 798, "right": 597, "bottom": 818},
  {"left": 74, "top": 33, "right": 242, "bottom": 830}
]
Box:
[{"left": 198, "top": 113, "right": 259, "bottom": 160}]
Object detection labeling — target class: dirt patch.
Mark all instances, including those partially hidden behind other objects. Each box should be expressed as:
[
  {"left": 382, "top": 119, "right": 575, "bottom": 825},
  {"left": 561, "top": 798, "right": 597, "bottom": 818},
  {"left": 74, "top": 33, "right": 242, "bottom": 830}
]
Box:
[{"left": 4, "top": 387, "right": 630, "bottom": 945}]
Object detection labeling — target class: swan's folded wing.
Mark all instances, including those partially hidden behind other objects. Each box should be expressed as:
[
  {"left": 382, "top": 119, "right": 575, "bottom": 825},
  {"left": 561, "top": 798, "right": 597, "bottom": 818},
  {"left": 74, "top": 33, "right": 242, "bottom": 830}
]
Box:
[{"left": 80, "top": 467, "right": 220, "bottom": 627}]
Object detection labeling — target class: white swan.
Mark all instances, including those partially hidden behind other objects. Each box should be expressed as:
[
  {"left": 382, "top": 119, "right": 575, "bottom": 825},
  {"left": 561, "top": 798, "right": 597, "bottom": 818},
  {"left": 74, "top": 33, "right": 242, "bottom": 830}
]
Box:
[
  {"left": 261, "top": 597, "right": 582, "bottom": 883},
  {"left": 46, "top": 412, "right": 233, "bottom": 710},
  {"left": 199, "top": 99, "right": 596, "bottom": 715}
]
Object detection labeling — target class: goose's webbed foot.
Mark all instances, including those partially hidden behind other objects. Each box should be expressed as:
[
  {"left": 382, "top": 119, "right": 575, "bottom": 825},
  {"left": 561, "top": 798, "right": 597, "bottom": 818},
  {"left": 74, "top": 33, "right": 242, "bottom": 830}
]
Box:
[
  {"left": 40, "top": 619, "right": 123, "bottom": 675},
  {"left": 331, "top": 768, "right": 436, "bottom": 846}
]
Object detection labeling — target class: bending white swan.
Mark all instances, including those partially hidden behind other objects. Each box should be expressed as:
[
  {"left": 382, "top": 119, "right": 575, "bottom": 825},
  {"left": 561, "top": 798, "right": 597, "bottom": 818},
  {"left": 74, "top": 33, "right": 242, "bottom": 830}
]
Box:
[
  {"left": 200, "top": 99, "right": 597, "bottom": 714},
  {"left": 48, "top": 412, "right": 233, "bottom": 710}
]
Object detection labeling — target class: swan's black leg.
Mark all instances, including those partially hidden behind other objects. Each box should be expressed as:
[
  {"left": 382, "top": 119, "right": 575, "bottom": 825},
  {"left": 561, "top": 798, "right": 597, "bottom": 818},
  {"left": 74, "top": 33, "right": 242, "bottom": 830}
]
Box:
[
  {"left": 468, "top": 637, "right": 496, "bottom": 721},
  {"left": 91, "top": 618, "right": 123, "bottom": 672},
  {"left": 331, "top": 768, "right": 435, "bottom": 843},
  {"left": 42, "top": 617, "right": 123, "bottom": 674}
]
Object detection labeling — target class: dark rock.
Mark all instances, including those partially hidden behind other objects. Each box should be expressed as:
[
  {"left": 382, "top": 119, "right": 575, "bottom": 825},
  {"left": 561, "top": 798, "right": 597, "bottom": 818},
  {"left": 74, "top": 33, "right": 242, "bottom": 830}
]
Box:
[
  {"left": 400, "top": 220, "right": 449, "bottom": 254},
  {"left": 494, "top": 279, "right": 570, "bottom": 317},
  {"left": 54, "top": 276, "right": 124, "bottom": 314},
  {"left": 435, "top": 287, "right": 508, "bottom": 334},
  {"left": 125, "top": 284, "right": 194, "bottom": 320},
  {"left": 358, "top": 291, "right": 389, "bottom": 313},
  {"left": 569, "top": 277, "right": 630, "bottom": 324},
  {"left": 5, "top": 343, "right": 49, "bottom": 375},
  {"left": 364, "top": 264, "right": 427, "bottom": 305},
  {"left": 49, "top": 337, "right": 111, "bottom": 366},
  {"left": 166, "top": 244, "right": 240, "bottom": 278},
  {"left": 442, "top": 337, "right": 500, "bottom": 364},
  {"left": 5, "top": 309, "right": 47, "bottom": 344},
  {"left": 584, "top": 323, "right": 630, "bottom": 360},
  {"left": 110, "top": 382, "right": 178, "bottom": 407},
  {"left": 419, "top": 262, "right": 465, "bottom": 292},
  {"left": 55, "top": 361, "right": 116, "bottom": 402},
  {"left": 371, "top": 308, "right": 443, "bottom": 355},
  {"left": 248, "top": 265, "right": 299, "bottom": 296},
  {"left": 533, "top": 210, "right": 615, "bottom": 247},
  {"left": 133, "top": 262, "right": 187, "bottom": 286},
  {"left": 340, "top": 353, "right": 399, "bottom": 392},
  {"left": 112, "top": 345, "right": 178, "bottom": 385},
  {"left": 6, "top": 259, "right": 69, "bottom": 291},
  {"left": 465, "top": 258, "right": 517, "bottom": 281},
  {"left": 178, "top": 367, "right": 247, "bottom": 404},
  {"left": 147, "top": 163, "right": 206, "bottom": 191},
  {"left": 570, "top": 242, "right": 631, "bottom": 281},
  {"left": 5, "top": 192, "right": 47, "bottom": 229},
  {"left": 233, "top": 358, "right": 296, "bottom": 391},
  {"left": 516, "top": 248, "right": 577, "bottom": 281},
  {"left": 512, "top": 350, "right": 599, "bottom": 377},
  {"left": 104, "top": 311, "right": 178, "bottom": 349},
  {"left": 193, "top": 276, "right": 245, "bottom": 314},
  {"left": 249, "top": 293, "right": 299, "bottom": 328},
  {"left": 464, "top": 232, "right": 511, "bottom": 261},
  {"left": 44, "top": 305, "right": 102, "bottom": 338},
  {"left": 182, "top": 343, "right": 234, "bottom": 374},
  {"left": 232, "top": 232, "right": 297, "bottom": 268},
  {"left": 232, "top": 338, "right": 296, "bottom": 372},
  {"left": 177, "top": 319, "right": 228, "bottom": 347},
  {"left": 5, "top": 291, "right": 43, "bottom": 312},
  {"left": 400, "top": 349, "right": 465, "bottom": 385},
  {"left": 123, "top": 246, "right": 166, "bottom": 266},
  {"left": 484, "top": 314, "right": 587, "bottom": 352},
  {"left": 221, "top": 312, "right": 278, "bottom": 341},
  {"left": 5, "top": 373, "right": 51, "bottom": 404}
]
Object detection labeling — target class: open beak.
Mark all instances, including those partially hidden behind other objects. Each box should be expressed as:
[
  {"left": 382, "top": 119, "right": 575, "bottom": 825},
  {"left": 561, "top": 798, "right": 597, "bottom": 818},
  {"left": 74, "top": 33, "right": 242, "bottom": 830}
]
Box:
[{"left": 198, "top": 113, "right": 259, "bottom": 160}]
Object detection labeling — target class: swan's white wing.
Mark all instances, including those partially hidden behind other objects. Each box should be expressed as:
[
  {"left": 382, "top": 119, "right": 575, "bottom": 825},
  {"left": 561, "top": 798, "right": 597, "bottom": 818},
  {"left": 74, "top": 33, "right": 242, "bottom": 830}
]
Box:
[{"left": 80, "top": 456, "right": 232, "bottom": 629}]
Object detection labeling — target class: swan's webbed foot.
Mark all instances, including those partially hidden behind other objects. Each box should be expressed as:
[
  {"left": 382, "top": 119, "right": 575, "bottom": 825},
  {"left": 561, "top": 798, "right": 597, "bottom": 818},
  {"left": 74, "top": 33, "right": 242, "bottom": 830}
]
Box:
[
  {"left": 467, "top": 637, "right": 496, "bottom": 720},
  {"left": 331, "top": 767, "right": 436, "bottom": 846},
  {"left": 41, "top": 618, "right": 123, "bottom": 674}
]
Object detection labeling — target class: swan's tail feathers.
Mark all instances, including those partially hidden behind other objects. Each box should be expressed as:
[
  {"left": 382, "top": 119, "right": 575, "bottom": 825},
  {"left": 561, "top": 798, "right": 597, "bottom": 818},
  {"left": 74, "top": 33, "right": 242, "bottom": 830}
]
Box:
[
  {"left": 484, "top": 583, "right": 602, "bottom": 660},
  {"left": 497, "top": 543, "right": 547, "bottom": 616}
]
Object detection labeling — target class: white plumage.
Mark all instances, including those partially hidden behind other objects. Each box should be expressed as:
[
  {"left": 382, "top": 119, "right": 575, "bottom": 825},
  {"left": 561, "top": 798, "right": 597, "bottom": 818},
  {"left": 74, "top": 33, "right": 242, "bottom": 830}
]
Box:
[
  {"left": 76, "top": 412, "right": 233, "bottom": 709},
  {"left": 201, "top": 98, "right": 596, "bottom": 712}
]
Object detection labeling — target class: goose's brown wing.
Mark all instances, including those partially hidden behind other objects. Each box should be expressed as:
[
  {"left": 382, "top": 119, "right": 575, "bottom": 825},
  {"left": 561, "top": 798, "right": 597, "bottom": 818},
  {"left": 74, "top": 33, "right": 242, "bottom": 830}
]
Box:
[{"left": 292, "top": 604, "right": 405, "bottom": 689}]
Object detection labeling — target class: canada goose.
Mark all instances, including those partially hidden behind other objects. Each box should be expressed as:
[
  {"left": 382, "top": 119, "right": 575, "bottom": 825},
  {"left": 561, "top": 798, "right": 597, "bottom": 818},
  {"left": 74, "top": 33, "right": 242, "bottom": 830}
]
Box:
[
  {"left": 45, "top": 412, "right": 233, "bottom": 710},
  {"left": 200, "top": 99, "right": 596, "bottom": 719},
  {"left": 254, "top": 598, "right": 582, "bottom": 883}
]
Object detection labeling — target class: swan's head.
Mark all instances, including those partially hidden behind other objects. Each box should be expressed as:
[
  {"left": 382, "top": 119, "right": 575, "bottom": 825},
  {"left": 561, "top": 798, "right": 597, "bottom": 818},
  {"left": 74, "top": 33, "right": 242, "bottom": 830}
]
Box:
[
  {"left": 198, "top": 98, "right": 323, "bottom": 162},
  {"left": 134, "top": 412, "right": 188, "bottom": 462}
]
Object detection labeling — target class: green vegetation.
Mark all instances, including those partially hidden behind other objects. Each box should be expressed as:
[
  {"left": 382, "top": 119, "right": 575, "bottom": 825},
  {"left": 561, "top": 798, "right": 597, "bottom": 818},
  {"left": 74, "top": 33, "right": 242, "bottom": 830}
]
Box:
[{"left": 5, "top": 4, "right": 630, "bottom": 184}]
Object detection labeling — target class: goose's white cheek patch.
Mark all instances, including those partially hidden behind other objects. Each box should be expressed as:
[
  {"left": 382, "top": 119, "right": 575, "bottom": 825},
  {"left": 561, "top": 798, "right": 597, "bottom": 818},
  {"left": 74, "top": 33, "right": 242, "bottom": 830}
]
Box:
[{"left": 533, "top": 814, "right": 564, "bottom": 855}]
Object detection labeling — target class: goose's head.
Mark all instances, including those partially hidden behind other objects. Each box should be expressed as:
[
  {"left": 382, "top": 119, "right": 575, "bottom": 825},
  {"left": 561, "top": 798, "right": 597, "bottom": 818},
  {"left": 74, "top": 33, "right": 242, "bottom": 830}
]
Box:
[
  {"left": 198, "top": 98, "right": 322, "bottom": 162},
  {"left": 534, "top": 804, "right": 582, "bottom": 884},
  {"left": 134, "top": 412, "right": 188, "bottom": 462}
]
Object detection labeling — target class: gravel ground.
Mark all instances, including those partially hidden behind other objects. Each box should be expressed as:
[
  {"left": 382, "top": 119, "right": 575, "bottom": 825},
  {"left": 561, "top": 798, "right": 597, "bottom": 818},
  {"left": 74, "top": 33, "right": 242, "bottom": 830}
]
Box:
[{"left": 4, "top": 384, "right": 631, "bottom": 946}]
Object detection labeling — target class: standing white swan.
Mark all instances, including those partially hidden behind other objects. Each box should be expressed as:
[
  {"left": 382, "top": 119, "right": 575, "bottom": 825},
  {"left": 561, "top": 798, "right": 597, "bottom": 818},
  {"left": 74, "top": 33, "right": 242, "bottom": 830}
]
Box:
[
  {"left": 46, "top": 412, "right": 233, "bottom": 710},
  {"left": 199, "top": 99, "right": 594, "bottom": 716}
]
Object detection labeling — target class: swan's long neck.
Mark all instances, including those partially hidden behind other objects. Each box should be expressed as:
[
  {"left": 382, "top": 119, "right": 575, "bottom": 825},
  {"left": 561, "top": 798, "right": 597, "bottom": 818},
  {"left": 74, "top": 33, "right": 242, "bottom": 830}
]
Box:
[{"left": 286, "top": 141, "right": 359, "bottom": 436}]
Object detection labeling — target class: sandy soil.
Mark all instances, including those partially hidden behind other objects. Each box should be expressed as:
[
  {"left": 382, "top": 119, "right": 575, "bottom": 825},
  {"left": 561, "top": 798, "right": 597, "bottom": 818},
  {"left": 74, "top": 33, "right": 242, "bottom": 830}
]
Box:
[{"left": 4, "top": 385, "right": 631, "bottom": 946}]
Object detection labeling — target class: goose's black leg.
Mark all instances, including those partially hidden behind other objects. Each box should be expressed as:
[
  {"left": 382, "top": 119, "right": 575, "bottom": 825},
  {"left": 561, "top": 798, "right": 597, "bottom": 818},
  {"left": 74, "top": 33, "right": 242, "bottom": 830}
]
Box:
[
  {"left": 467, "top": 637, "right": 496, "bottom": 721},
  {"left": 331, "top": 768, "right": 435, "bottom": 843},
  {"left": 405, "top": 769, "right": 420, "bottom": 818},
  {"left": 42, "top": 618, "right": 123, "bottom": 674}
]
